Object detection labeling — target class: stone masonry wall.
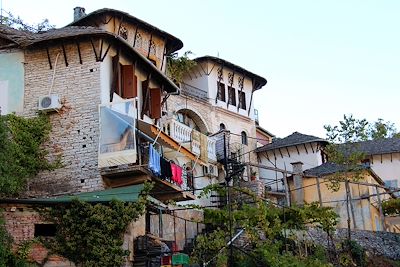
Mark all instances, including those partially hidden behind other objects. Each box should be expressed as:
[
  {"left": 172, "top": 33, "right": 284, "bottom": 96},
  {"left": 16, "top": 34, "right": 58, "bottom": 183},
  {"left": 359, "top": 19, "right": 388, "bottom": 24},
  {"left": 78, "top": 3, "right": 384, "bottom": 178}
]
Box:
[
  {"left": 304, "top": 228, "right": 400, "bottom": 260},
  {"left": 22, "top": 42, "right": 104, "bottom": 196}
]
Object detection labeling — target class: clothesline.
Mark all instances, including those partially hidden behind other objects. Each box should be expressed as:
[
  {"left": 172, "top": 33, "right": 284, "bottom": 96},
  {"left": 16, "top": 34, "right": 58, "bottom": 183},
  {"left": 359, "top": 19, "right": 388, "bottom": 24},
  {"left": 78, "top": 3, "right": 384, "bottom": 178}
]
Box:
[{"left": 148, "top": 144, "right": 193, "bottom": 188}]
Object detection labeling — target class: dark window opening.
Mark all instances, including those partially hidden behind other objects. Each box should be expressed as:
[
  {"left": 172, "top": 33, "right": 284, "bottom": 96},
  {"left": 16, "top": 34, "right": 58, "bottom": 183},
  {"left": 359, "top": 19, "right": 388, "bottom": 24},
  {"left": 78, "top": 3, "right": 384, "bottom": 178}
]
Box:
[
  {"left": 228, "top": 86, "right": 236, "bottom": 106},
  {"left": 241, "top": 131, "right": 248, "bottom": 145},
  {"left": 238, "top": 91, "right": 246, "bottom": 110},
  {"left": 217, "top": 82, "right": 226, "bottom": 102},
  {"left": 220, "top": 123, "right": 226, "bottom": 130},
  {"left": 34, "top": 224, "right": 56, "bottom": 237},
  {"left": 111, "top": 56, "right": 137, "bottom": 100}
]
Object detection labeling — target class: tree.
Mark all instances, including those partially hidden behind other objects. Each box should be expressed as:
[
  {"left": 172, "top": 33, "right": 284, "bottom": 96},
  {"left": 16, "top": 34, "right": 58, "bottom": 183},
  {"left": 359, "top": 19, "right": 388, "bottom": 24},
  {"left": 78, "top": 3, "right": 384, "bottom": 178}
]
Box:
[
  {"left": 0, "top": 11, "right": 54, "bottom": 32},
  {"left": 324, "top": 114, "right": 399, "bottom": 143},
  {"left": 166, "top": 51, "right": 197, "bottom": 84},
  {"left": 190, "top": 185, "right": 338, "bottom": 267}
]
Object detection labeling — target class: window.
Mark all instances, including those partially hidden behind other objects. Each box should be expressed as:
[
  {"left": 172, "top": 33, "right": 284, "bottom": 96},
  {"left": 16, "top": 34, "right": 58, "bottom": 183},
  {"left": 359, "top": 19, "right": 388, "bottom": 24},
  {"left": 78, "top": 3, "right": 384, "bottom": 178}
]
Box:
[
  {"left": 135, "top": 33, "right": 142, "bottom": 49},
  {"left": 219, "top": 123, "right": 226, "bottom": 130},
  {"left": 119, "top": 26, "right": 128, "bottom": 40},
  {"left": 241, "top": 131, "right": 248, "bottom": 145},
  {"left": 149, "top": 40, "right": 156, "bottom": 56},
  {"left": 238, "top": 91, "right": 246, "bottom": 110},
  {"left": 217, "top": 82, "right": 226, "bottom": 102},
  {"left": 34, "top": 224, "right": 56, "bottom": 237},
  {"left": 228, "top": 86, "right": 236, "bottom": 106},
  {"left": 111, "top": 56, "right": 137, "bottom": 100}
]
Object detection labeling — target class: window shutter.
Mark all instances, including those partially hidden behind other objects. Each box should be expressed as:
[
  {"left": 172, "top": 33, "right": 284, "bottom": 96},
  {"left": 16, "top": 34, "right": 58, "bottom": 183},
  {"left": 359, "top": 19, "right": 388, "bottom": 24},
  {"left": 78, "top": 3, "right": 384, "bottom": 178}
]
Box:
[
  {"left": 141, "top": 80, "right": 150, "bottom": 116},
  {"left": 150, "top": 88, "right": 161, "bottom": 119},
  {"left": 121, "top": 65, "right": 137, "bottom": 98},
  {"left": 111, "top": 55, "right": 120, "bottom": 101}
]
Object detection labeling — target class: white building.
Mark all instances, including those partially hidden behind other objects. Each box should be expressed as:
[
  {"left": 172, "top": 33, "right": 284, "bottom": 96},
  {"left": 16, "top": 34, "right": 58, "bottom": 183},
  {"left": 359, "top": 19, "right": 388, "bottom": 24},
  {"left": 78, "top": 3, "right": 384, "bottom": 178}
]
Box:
[{"left": 256, "top": 132, "right": 328, "bottom": 193}]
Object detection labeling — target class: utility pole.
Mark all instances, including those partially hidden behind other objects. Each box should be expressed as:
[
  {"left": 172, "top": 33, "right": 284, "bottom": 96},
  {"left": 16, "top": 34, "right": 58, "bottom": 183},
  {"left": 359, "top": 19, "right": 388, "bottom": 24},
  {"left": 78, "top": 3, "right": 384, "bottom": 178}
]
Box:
[
  {"left": 345, "top": 180, "right": 351, "bottom": 241},
  {"left": 223, "top": 132, "right": 234, "bottom": 267}
]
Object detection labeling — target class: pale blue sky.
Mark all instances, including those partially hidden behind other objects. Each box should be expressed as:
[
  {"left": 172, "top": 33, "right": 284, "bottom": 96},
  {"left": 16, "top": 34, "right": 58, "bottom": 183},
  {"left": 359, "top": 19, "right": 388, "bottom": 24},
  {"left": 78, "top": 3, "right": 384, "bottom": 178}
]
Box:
[{"left": 2, "top": 0, "right": 399, "bottom": 138}]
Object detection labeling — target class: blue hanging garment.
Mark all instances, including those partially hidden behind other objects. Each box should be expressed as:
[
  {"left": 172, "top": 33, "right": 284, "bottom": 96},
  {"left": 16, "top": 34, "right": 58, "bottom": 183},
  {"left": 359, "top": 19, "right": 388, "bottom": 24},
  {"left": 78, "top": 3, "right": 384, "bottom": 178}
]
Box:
[{"left": 149, "top": 144, "right": 161, "bottom": 176}]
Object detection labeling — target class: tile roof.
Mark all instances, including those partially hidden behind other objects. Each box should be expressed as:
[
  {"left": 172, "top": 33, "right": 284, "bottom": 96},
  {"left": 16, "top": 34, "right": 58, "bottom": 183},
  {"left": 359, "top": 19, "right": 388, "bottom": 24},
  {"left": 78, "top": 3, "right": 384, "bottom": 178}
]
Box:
[
  {"left": 303, "top": 162, "right": 366, "bottom": 177},
  {"left": 0, "top": 25, "right": 180, "bottom": 94},
  {"left": 255, "top": 132, "right": 327, "bottom": 152},
  {"left": 69, "top": 8, "right": 183, "bottom": 54},
  {"left": 339, "top": 137, "right": 400, "bottom": 156}
]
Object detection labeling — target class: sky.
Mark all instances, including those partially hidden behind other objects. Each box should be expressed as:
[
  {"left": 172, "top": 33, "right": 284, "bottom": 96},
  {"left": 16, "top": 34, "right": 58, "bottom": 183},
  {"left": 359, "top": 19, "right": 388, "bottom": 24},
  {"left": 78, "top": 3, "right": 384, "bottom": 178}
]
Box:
[{"left": 2, "top": 0, "right": 400, "bottom": 138}]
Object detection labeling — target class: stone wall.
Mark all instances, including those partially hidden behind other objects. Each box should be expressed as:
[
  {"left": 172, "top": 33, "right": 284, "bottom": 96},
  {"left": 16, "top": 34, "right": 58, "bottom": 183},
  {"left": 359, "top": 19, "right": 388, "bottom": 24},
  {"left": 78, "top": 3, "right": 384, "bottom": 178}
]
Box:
[
  {"left": 303, "top": 228, "right": 400, "bottom": 260},
  {"left": 22, "top": 41, "right": 104, "bottom": 196}
]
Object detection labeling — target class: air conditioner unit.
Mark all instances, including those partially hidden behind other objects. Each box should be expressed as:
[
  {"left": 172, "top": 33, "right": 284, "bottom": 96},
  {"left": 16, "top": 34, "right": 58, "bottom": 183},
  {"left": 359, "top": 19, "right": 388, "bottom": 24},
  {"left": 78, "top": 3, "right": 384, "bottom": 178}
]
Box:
[
  {"left": 203, "top": 164, "right": 218, "bottom": 177},
  {"left": 38, "top": 95, "right": 61, "bottom": 112}
]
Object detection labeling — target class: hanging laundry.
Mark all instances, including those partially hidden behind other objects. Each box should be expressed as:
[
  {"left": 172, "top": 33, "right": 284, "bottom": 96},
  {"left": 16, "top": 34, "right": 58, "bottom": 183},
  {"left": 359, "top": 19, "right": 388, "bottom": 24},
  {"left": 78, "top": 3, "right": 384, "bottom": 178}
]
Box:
[
  {"left": 171, "top": 163, "right": 183, "bottom": 186},
  {"left": 160, "top": 157, "right": 172, "bottom": 180},
  {"left": 200, "top": 133, "right": 208, "bottom": 162},
  {"left": 149, "top": 144, "right": 161, "bottom": 176}
]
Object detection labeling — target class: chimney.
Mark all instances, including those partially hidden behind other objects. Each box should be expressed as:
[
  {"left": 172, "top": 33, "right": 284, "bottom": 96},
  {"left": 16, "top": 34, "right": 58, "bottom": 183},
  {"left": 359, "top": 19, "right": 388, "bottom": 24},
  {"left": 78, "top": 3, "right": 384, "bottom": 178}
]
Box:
[
  {"left": 73, "top": 7, "right": 86, "bottom": 22},
  {"left": 291, "top": 161, "right": 304, "bottom": 205}
]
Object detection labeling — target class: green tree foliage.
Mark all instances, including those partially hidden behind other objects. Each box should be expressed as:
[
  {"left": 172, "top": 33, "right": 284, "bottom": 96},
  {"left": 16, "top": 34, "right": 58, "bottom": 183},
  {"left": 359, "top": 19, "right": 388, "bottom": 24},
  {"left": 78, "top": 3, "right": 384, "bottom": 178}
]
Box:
[
  {"left": 0, "top": 114, "right": 60, "bottom": 196},
  {"left": 0, "top": 11, "right": 54, "bottom": 32},
  {"left": 323, "top": 114, "right": 399, "bottom": 190},
  {"left": 382, "top": 198, "right": 400, "bottom": 216},
  {"left": 191, "top": 185, "right": 338, "bottom": 266},
  {"left": 167, "top": 51, "right": 197, "bottom": 84},
  {"left": 43, "top": 183, "right": 152, "bottom": 267},
  {"left": 324, "top": 114, "right": 399, "bottom": 143}
]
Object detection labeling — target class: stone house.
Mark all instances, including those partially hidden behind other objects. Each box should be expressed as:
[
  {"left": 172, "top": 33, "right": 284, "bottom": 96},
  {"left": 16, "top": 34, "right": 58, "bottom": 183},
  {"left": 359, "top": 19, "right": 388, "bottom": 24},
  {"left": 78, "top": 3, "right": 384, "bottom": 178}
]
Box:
[
  {"left": 338, "top": 137, "right": 400, "bottom": 195},
  {"left": 0, "top": 7, "right": 221, "bottom": 266},
  {"left": 255, "top": 132, "right": 328, "bottom": 196},
  {"left": 288, "top": 162, "right": 400, "bottom": 233},
  {"left": 159, "top": 55, "right": 269, "bottom": 207}
]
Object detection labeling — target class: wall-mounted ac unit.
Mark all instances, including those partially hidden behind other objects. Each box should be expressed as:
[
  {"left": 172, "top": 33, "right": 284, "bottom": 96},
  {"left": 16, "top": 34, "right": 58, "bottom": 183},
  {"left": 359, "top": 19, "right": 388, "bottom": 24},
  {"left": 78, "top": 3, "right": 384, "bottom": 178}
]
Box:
[
  {"left": 38, "top": 95, "right": 61, "bottom": 112},
  {"left": 203, "top": 164, "right": 218, "bottom": 177}
]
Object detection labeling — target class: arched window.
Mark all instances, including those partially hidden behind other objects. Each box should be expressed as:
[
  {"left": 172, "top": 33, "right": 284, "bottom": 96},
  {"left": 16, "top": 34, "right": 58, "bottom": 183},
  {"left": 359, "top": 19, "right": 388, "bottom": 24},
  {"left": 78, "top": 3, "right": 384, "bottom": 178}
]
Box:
[
  {"left": 241, "top": 131, "right": 248, "bottom": 145},
  {"left": 220, "top": 123, "right": 226, "bottom": 131}
]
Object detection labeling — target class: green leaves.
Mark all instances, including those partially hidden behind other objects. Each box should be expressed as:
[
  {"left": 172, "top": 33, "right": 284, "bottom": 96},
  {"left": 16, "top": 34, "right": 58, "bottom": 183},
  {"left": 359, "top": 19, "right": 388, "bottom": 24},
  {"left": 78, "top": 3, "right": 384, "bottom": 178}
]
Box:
[
  {"left": 166, "top": 51, "right": 197, "bottom": 84},
  {"left": 324, "top": 114, "right": 399, "bottom": 143},
  {"left": 0, "top": 114, "right": 60, "bottom": 197},
  {"left": 43, "top": 185, "right": 151, "bottom": 267},
  {"left": 382, "top": 198, "right": 400, "bottom": 216},
  {"left": 191, "top": 186, "right": 338, "bottom": 266}
]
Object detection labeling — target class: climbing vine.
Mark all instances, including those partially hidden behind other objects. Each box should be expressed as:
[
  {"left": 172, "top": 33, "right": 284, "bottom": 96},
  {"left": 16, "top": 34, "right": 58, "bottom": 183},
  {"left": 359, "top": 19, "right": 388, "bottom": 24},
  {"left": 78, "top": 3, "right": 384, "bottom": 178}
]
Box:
[
  {"left": 167, "top": 51, "right": 197, "bottom": 84},
  {"left": 42, "top": 183, "right": 152, "bottom": 267},
  {"left": 0, "top": 113, "right": 61, "bottom": 197},
  {"left": 0, "top": 212, "right": 32, "bottom": 267}
]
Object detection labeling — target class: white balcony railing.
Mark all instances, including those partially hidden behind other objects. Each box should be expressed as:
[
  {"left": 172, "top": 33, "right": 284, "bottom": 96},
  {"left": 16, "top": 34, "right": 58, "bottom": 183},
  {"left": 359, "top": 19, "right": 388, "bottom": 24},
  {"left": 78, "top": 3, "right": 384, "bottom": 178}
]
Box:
[{"left": 162, "top": 119, "right": 217, "bottom": 162}]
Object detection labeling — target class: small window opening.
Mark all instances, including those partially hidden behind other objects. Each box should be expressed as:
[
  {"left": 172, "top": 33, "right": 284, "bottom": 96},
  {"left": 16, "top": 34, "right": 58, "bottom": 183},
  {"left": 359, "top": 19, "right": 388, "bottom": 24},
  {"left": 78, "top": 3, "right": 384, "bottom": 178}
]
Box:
[
  {"left": 241, "top": 131, "right": 248, "bottom": 145},
  {"left": 34, "top": 224, "right": 56, "bottom": 237},
  {"left": 217, "top": 82, "right": 226, "bottom": 102}
]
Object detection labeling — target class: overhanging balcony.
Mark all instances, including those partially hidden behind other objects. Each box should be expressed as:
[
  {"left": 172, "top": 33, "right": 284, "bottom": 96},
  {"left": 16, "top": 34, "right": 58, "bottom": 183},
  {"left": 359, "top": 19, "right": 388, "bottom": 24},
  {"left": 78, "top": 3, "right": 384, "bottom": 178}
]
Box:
[
  {"left": 161, "top": 119, "right": 217, "bottom": 162},
  {"left": 98, "top": 99, "right": 196, "bottom": 202}
]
